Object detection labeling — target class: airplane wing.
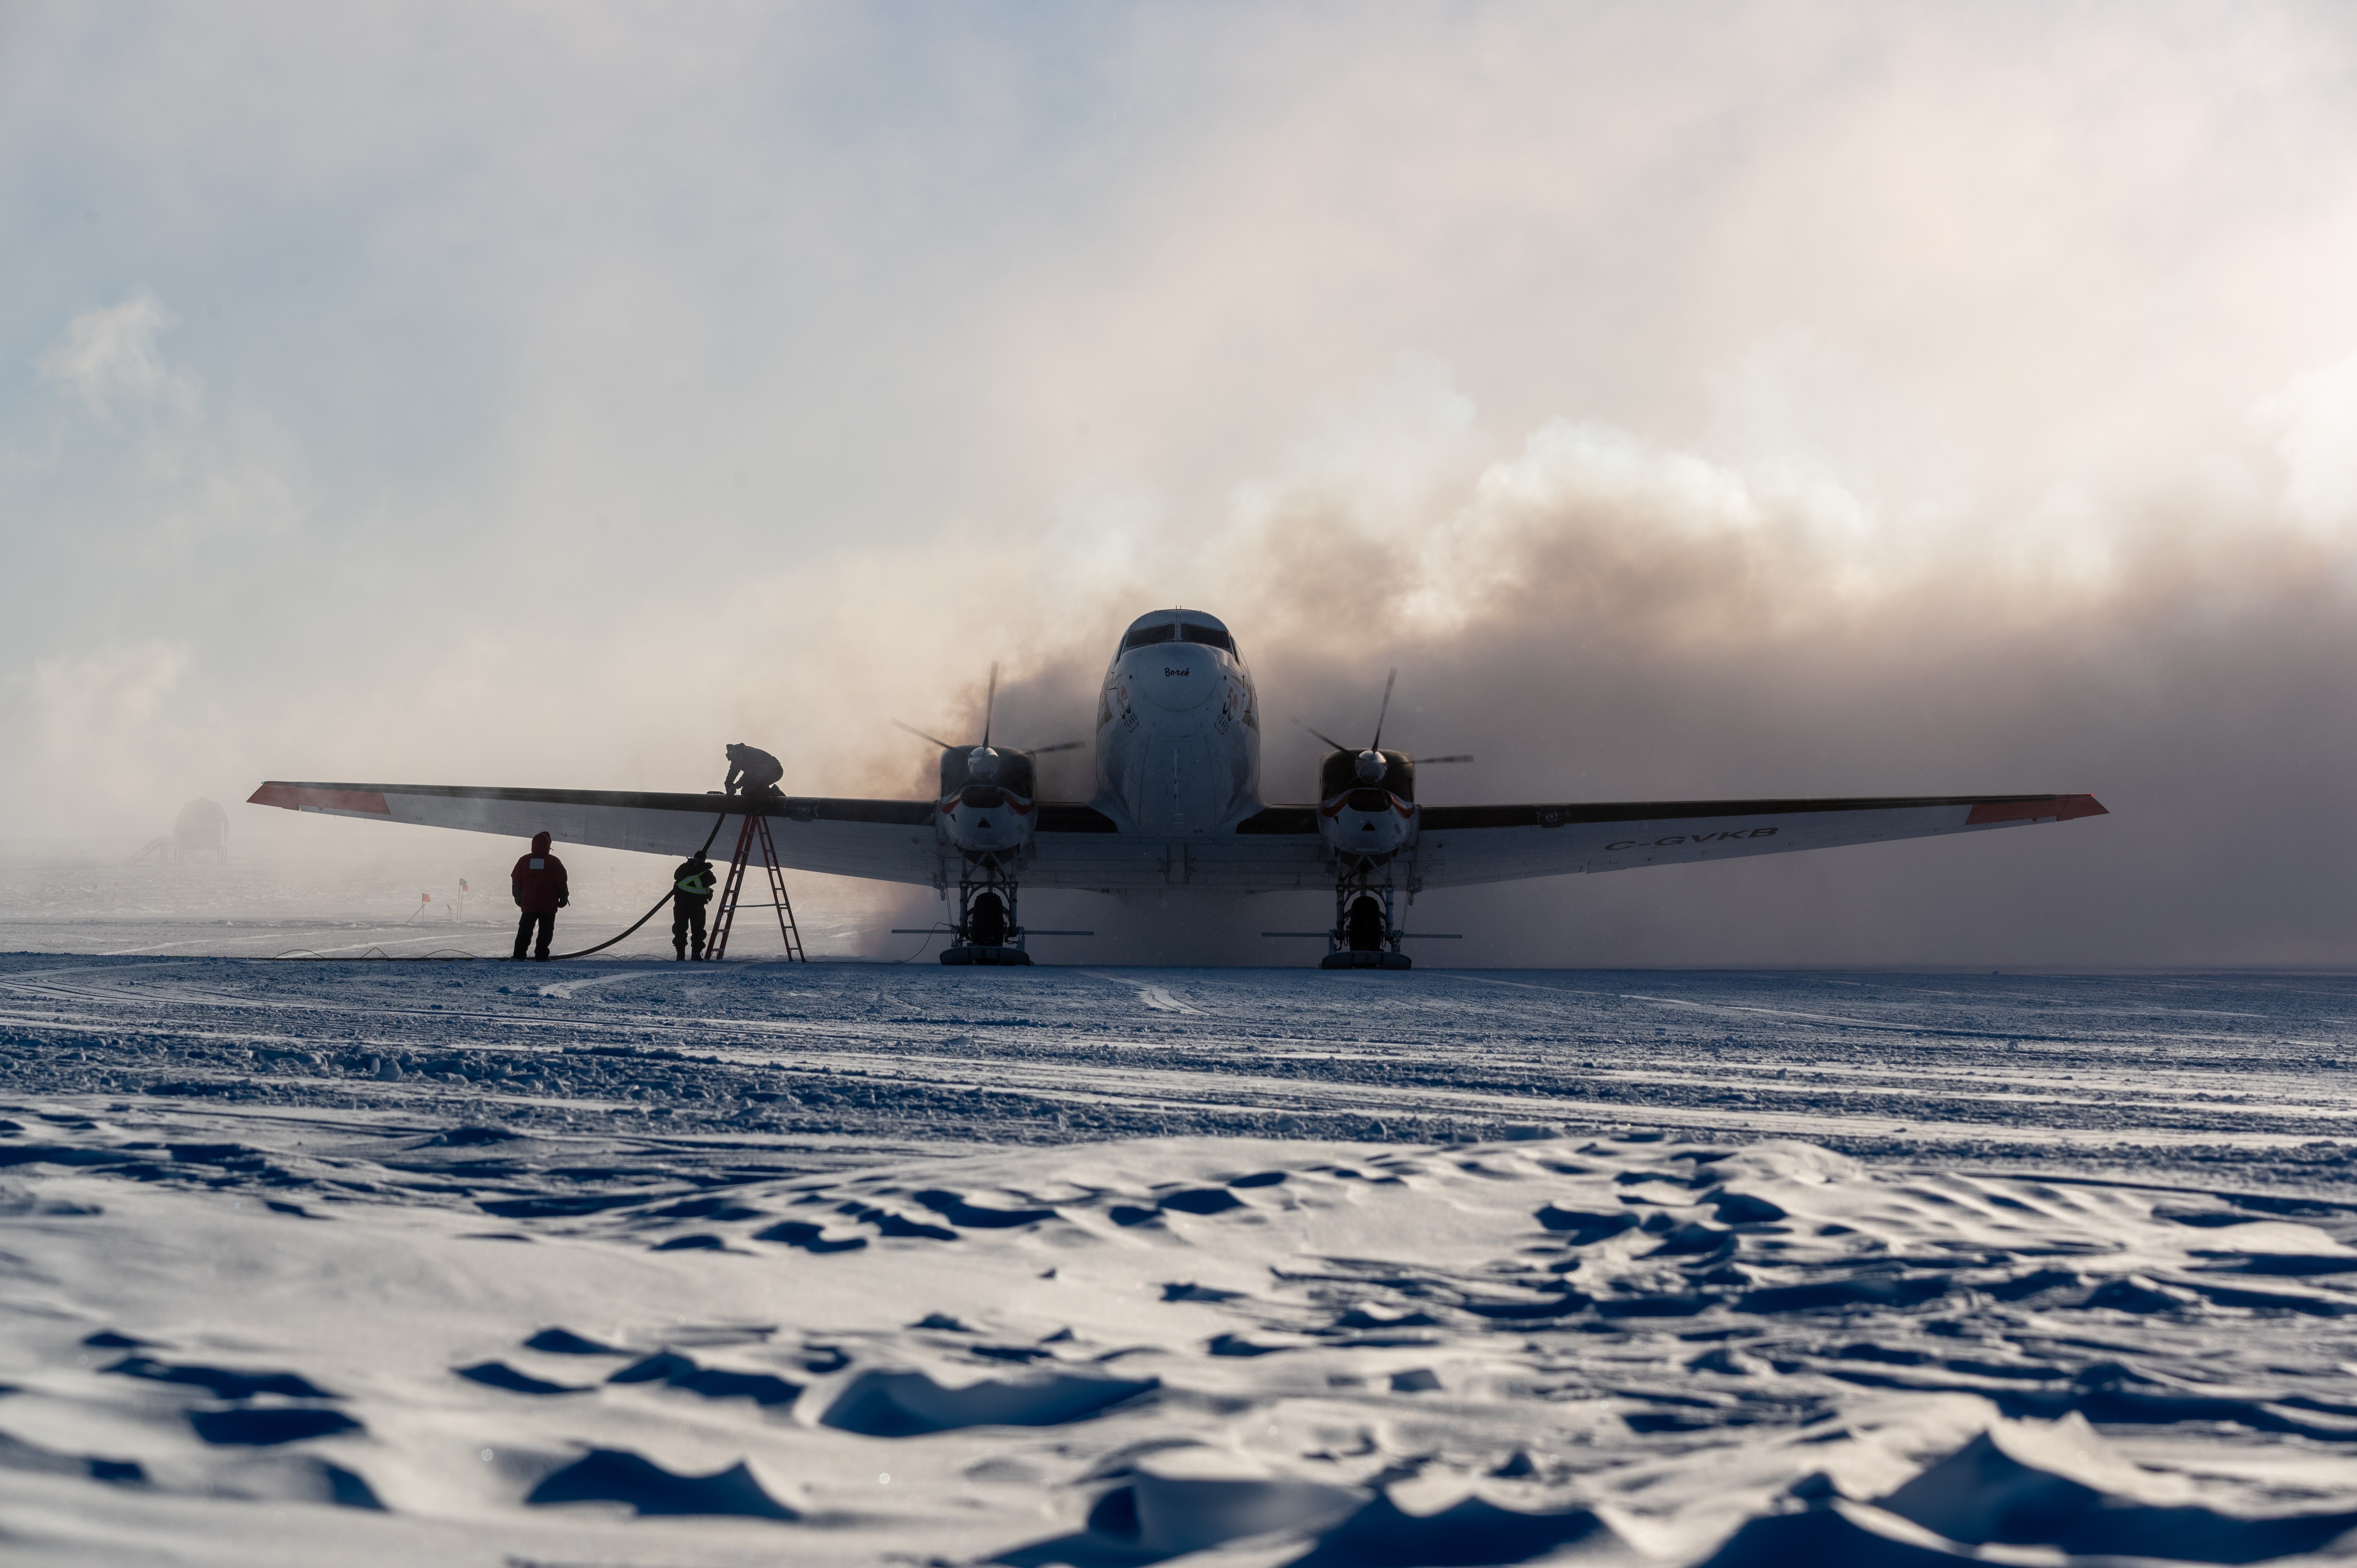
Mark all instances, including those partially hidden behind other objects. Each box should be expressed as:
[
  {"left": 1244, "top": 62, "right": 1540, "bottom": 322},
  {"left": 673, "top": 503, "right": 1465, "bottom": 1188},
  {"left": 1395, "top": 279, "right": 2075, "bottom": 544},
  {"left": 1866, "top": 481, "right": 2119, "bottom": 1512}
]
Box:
[
  {"left": 876, "top": 793, "right": 2106, "bottom": 891},
  {"left": 248, "top": 780, "right": 1337, "bottom": 891},
  {"left": 249, "top": 782, "right": 2103, "bottom": 894},
  {"left": 248, "top": 782, "right": 945, "bottom": 885},
  {"left": 1406, "top": 793, "right": 2108, "bottom": 889}
]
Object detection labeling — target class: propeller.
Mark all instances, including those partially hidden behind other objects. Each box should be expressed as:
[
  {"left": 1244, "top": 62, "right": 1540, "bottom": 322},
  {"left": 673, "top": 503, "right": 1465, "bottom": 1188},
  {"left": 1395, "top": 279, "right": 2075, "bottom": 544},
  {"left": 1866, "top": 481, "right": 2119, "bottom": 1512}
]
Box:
[
  {"left": 1296, "top": 720, "right": 1352, "bottom": 752},
  {"left": 892, "top": 662, "right": 1082, "bottom": 763},
  {"left": 1369, "top": 667, "right": 1397, "bottom": 751},
  {"left": 891, "top": 719, "right": 957, "bottom": 750},
  {"left": 1299, "top": 668, "right": 1473, "bottom": 782}
]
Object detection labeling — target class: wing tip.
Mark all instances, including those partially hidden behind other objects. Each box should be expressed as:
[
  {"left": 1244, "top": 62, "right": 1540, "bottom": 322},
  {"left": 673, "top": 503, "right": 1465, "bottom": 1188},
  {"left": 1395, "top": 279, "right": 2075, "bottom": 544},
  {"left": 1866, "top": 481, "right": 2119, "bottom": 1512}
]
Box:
[
  {"left": 1965, "top": 793, "right": 2108, "bottom": 827},
  {"left": 247, "top": 782, "right": 392, "bottom": 815}
]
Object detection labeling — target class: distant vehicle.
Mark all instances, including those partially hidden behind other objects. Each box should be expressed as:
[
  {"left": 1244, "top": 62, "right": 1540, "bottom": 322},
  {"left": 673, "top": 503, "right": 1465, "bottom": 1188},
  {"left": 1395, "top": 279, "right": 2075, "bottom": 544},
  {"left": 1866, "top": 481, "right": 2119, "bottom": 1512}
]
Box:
[
  {"left": 129, "top": 798, "right": 230, "bottom": 865},
  {"left": 249, "top": 608, "right": 2105, "bottom": 966}
]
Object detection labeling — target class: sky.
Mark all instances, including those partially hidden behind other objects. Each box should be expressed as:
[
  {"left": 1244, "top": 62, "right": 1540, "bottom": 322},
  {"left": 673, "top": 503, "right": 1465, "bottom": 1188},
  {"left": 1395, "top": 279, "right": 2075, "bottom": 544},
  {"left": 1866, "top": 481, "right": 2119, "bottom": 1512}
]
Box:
[{"left": 6, "top": 1, "right": 2357, "bottom": 964}]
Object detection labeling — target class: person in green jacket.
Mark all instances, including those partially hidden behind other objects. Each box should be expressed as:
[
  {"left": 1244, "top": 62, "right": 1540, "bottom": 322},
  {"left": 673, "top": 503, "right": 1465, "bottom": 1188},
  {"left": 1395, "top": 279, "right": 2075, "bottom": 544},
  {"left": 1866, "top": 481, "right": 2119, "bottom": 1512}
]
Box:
[{"left": 671, "top": 851, "right": 717, "bottom": 961}]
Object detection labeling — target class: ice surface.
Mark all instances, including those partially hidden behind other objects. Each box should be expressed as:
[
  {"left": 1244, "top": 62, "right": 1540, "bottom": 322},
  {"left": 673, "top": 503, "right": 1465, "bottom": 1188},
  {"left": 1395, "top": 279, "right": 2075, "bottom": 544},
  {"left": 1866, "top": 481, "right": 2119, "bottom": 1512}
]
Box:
[{"left": 4, "top": 956, "right": 2357, "bottom": 1563}]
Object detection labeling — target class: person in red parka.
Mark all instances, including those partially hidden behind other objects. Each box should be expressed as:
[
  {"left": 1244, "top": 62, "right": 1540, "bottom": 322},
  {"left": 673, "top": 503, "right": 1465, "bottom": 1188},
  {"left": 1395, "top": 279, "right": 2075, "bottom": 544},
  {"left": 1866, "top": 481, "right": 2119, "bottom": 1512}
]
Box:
[{"left": 510, "top": 830, "right": 570, "bottom": 961}]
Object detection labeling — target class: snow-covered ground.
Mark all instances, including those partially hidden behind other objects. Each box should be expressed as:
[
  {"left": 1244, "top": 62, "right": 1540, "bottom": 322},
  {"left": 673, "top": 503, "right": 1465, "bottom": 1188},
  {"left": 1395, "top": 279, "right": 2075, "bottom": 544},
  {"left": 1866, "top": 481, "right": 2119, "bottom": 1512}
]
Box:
[
  {"left": 0, "top": 844, "right": 906, "bottom": 962},
  {"left": 5, "top": 954, "right": 2357, "bottom": 1565}
]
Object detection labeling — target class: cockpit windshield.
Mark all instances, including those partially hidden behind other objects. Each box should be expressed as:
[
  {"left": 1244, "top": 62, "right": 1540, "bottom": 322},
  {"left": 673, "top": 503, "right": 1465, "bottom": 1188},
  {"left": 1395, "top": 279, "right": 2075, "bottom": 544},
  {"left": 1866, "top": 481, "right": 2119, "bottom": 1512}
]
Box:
[{"left": 1121, "top": 616, "right": 1236, "bottom": 656}]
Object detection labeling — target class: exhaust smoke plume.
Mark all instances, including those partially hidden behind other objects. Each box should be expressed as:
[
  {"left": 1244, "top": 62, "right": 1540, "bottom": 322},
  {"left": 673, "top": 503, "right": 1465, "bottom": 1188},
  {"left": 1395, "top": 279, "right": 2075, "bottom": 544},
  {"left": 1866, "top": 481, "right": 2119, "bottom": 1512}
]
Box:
[{"left": 963, "top": 350, "right": 2357, "bottom": 966}]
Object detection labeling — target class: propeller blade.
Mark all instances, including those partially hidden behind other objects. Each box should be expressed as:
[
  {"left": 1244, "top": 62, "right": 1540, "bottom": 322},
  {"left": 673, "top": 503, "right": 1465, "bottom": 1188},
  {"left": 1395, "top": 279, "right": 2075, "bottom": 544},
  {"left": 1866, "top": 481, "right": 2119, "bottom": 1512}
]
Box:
[
  {"left": 1029, "top": 741, "right": 1085, "bottom": 754},
  {"left": 1369, "top": 667, "right": 1398, "bottom": 751},
  {"left": 891, "top": 718, "right": 959, "bottom": 750},
  {"left": 982, "top": 662, "right": 998, "bottom": 750},
  {"left": 1411, "top": 754, "right": 1474, "bottom": 764},
  {"left": 1294, "top": 718, "right": 1352, "bottom": 752}
]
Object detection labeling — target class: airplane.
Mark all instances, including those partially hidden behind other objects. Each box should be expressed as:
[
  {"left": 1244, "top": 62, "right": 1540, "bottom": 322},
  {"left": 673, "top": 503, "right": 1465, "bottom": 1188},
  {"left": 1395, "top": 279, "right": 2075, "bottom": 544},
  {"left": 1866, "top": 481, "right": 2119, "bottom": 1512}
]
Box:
[{"left": 249, "top": 607, "right": 2107, "bottom": 968}]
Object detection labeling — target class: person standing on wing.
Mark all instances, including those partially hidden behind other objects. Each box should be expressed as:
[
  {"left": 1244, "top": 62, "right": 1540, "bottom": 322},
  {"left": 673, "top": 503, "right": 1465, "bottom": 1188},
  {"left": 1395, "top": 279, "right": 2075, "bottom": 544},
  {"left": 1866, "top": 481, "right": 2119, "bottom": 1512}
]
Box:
[
  {"left": 511, "top": 830, "right": 569, "bottom": 961},
  {"left": 723, "top": 742, "right": 785, "bottom": 799},
  {"left": 671, "top": 849, "right": 716, "bottom": 961}
]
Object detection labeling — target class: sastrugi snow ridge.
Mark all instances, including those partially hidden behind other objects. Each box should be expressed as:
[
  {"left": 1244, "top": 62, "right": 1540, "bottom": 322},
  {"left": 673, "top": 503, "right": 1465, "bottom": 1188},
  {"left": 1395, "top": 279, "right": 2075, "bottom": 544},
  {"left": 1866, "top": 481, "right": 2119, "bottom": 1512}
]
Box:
[{"left": 4, "top": 957, "right": 2357, "bottom": 1561}]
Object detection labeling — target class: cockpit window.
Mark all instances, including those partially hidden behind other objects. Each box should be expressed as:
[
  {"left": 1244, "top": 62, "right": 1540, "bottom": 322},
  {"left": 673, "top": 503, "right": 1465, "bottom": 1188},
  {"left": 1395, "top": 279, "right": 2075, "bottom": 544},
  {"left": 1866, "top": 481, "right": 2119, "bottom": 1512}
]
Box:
[
  {"left": 1177, "top": 623, "right": 1233, "bottom": 653},
  {"left": 1122, "top": 623, "right": 1177, "bottom": 651}
]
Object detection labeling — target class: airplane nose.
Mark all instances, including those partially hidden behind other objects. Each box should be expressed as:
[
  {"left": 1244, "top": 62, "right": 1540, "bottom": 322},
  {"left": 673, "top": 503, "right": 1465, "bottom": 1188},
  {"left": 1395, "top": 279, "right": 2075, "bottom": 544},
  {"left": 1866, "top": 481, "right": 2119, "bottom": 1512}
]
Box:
[{"left": 1139, "top": 657, "right": 1214, "bottom": 712}]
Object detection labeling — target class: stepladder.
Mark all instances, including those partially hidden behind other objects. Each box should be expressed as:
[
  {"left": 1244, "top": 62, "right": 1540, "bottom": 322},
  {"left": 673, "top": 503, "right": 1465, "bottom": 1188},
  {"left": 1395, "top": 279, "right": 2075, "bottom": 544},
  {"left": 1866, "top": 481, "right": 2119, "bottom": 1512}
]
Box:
[{"left": 706, "top": 810, "right": 806, "bottom": 962}]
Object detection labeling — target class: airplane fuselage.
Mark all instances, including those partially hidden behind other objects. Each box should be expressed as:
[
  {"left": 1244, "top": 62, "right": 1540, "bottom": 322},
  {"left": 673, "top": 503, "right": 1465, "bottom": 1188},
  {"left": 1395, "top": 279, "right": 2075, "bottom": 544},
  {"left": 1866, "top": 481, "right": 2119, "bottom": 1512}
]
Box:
[{"left": 1093, "top": 609, "right": 1263, "bottom": 834}]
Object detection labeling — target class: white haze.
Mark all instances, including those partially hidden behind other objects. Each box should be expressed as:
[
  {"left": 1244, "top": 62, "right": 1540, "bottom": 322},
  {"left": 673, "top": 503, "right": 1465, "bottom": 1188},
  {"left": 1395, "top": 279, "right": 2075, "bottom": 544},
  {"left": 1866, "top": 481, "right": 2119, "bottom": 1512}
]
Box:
[{"left": 6, "top": 2, "right": 2357, "bottom": 964}]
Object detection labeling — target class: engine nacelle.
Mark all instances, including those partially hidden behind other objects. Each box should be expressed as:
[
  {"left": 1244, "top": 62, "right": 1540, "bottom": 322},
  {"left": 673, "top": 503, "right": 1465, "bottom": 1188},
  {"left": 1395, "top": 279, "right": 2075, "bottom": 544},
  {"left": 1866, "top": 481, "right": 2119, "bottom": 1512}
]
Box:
[
  {"left": 935, "top": 745, "right": 1039, "bottom": 857},
  {"left": 1317, "top": 748, "right": 1418, "bottom": 864}
]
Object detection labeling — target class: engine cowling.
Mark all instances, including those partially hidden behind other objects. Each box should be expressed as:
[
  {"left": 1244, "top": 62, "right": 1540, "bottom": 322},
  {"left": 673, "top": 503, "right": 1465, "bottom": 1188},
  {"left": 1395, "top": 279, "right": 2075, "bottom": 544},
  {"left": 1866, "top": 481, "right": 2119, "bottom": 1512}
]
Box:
[
  {"left": 936, "top": 745, "right": 1039, "bottom": 857},
  {"left": 1317, "top": 748, "right": 1417, "bottom": 864}
]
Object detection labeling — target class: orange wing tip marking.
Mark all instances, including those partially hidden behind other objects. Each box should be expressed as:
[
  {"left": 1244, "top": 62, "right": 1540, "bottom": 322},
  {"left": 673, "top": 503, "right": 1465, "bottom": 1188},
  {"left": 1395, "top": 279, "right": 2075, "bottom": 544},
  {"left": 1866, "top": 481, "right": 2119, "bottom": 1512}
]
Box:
[
  {"left": 1965, "top": 794, "right": 2107, "bottom": 827},
  {"left": 247, "top": 783, "right": 393, "bottom": 815}
]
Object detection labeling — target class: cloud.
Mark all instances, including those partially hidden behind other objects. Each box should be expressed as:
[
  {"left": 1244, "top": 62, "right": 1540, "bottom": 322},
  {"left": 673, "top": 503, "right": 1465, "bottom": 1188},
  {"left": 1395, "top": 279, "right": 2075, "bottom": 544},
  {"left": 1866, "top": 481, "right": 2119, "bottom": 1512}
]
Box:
[
  {"left": 27, "top": 639, "right": 189, "bottom": 729},
  {"left": 4, "top": 640, "right": 200, "bottom": 819},
  {"left": 36, "top": 294, "right": 191, "bottom": 418},
  {"left": 2254, "top": 351, "right": 2357, "bottom": 539}
]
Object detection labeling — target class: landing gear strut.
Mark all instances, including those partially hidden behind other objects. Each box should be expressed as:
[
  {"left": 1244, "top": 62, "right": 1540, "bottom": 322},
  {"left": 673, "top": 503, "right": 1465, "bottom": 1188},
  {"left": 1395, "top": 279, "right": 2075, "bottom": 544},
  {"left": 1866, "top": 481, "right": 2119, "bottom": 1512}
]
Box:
[
  {"left": 942, "top": 856, "right": 1032, "bottom": 966},
  {"left": 1319, "top": 868, "right": 1411, "bottom": 970}
]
